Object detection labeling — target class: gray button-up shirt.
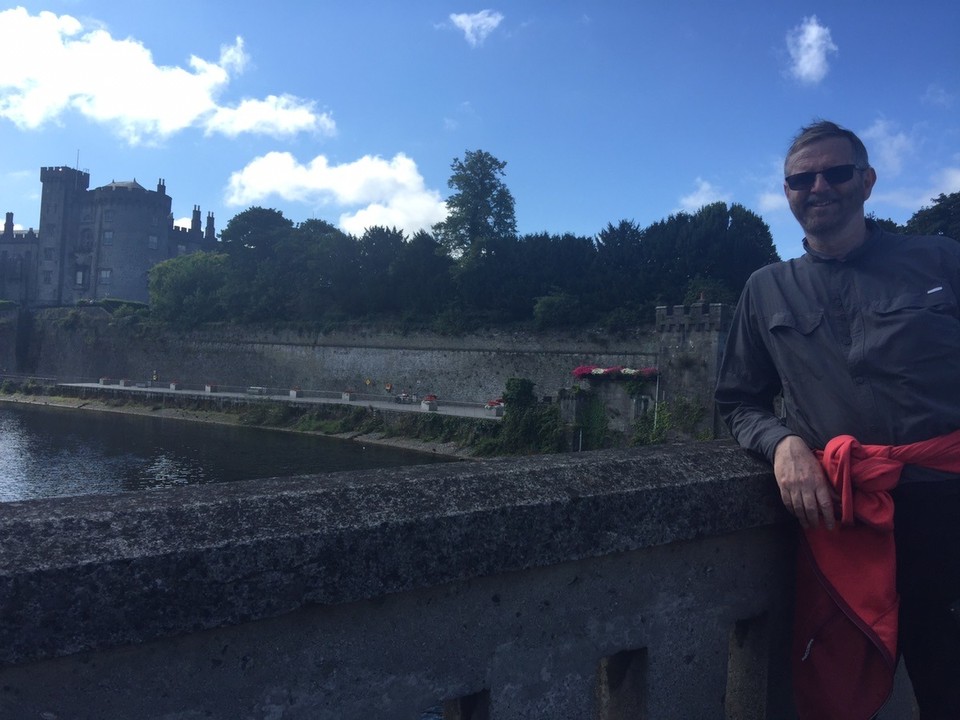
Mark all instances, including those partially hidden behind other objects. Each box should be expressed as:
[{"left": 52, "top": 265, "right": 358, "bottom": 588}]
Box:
[{"left": 715, "top": 222, "right": 960, "bottom": 482}]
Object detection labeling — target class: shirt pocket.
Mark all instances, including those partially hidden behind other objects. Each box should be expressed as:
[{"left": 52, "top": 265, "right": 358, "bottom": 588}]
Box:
[
  {"left": 765, "top": 310, "right": 826, "bottom": 382},
  {"left": 868, "top": 287, "right": 960, "bottom": 363},
  {"left": 870, "top": 286, "right": 958, "bottom": 316},
  {"left": 767, "top": 310, "right": 824, "bottom": 335}
]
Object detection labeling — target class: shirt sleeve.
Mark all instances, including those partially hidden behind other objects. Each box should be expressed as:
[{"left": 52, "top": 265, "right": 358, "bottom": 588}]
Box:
[{"left": 714, "top": 278, "right": 795, "bottom": 463}]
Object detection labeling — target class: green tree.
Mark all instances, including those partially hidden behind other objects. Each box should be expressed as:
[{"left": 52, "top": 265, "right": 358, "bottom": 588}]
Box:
[
  {"left": 593, "top": 220, "right": 646, "bottom": 312},
  {"left": 639, "top": 202, "right": 778, "bottom": 305},
  {"left": 217, "top": 207, "right": 297, "bottom": 321},
  {"left": 218, "top": 206, "right": 294, "bottom": 261},
  {"left": 148, "top": 252, "right": 229, "bottom": 326},
  {"left": 905, "top": 192, "right": 960, "bottom": 239},
  {"left": 391, "top": 230, "right": 455, "bottom": 319},
  {"left": 356, "top": 226, "right": 406, "bottom": 315},
  {"left": 294, "top": 219, "right": 358, "bottom": 319},
  {"left": 432, "top": 149, "right": 517, "bottom": 258},
  {"left": 867, "top": 212, "right": 905, "bottom": 233}
]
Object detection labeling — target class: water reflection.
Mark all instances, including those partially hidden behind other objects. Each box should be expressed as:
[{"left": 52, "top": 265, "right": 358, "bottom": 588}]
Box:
[{"left": 0, "top": 402, "right": 450, "bottom": 502}]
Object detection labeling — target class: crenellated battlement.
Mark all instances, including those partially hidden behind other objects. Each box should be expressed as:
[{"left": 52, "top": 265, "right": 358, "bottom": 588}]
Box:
[
  {"left": 656, "top": 302, "right": 733, "bottom": 333},
  {"left": 39, "top": 166, "right": 90, "bottom": 191}
]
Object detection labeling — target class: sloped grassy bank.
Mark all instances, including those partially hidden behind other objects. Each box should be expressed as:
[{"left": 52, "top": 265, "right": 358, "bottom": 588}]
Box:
[{"left": 0, "top": 378, "right": 566, "bottom": 458}]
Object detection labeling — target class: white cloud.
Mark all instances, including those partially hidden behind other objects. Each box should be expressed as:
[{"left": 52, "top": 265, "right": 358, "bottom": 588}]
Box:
[
  {"left": 873, "top": 166, "right": 960, "bottom": 211},
  {"left": 860, "top": 119, "right": 913, "bottom": 177},
  {"left": 450, "top": 10, "right": 504, "bottom": 47},
  {"left": 224, "top": 151, "right": 448, "bottom": 237},
  {"left": 678, "top": 178, "right": 731, "bottom": 212},
  {"left": 922, "top": 84, "right": 954, "bottom": 108},
  {"left": 206, "top": 95, "right": 334, "bottom": 138},
  {"left": 758, "top": 191, "right": 788, "bottom": 213},
  {"left": 786, "top": 15, "right": 837, "bottom": 85},
  {"left": 0, "top": 7, "right": 331, "bottom": 144}
]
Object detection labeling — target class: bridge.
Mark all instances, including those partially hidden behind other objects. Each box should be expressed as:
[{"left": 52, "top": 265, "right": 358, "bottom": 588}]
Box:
[{"left": 0, "top": 442, "right": 916, "bottom": 718}]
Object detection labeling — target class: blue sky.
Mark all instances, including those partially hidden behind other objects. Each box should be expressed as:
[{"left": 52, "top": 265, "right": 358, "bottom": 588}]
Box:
[{"left": 1, "top": 2, "right": 958, "bottom": 261}]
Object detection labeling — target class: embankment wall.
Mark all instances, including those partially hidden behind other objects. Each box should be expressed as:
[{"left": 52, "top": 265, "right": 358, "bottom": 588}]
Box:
[{"left": 14, "top": 306, "right": 729, "bottom": 410}]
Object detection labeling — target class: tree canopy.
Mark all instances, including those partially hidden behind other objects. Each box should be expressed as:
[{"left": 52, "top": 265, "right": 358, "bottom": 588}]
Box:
[
  {"left": 905, "top": 191, "right": 960, "bottom": 239},
  {"left": 432, "top": 149, "right": 517, "bottom": 258},
  {"left": 149, "top": 150, "right": 784, "bottom": 331}
]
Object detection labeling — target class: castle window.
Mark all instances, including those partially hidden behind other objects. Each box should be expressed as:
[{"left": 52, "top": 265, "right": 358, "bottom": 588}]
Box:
[
  {"left": 177, "top": 244, "right": 186, "bottom": 256},
  {"left": 43, "top": 247, "right": 55, "bottom": 261},
  {"left": 102, "top": 230, "right": 113, "bottom": 245},
  {"left": 42, "top": 271, "right": 52, "bottom": 285},
  {"left": 99, "top": 268, "right": 112, "bottom": 284},
  {"left": 148, "top": 234, "right": 158, "bottom": 250},
  {"left": 104, "top": 210, "right": 114, "bottom": 223},
  {"left": 75, "top": 270, "right": 85, "bottom": 286}
]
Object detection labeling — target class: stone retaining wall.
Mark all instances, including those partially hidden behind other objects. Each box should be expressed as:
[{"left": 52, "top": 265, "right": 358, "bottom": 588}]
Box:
[{"left": 16, "top": 305, "right": 728, "bottom": 431}]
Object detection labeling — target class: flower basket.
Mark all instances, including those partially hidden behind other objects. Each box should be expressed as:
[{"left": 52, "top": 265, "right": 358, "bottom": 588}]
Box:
[
  {"left": 118, "top": 378, "right": 130, "bottom": 387},
  {"left": 421, "top": 400, "right": 438, "bottom": 412},
  {"left": 342, "top": 391, "right": 355, "bottom": 401},
  {"left": 169, "top": 382, "right": 179, "bottom": 391},
  {"left": 572, "top": 365, "right": 659, "bottom": 380},
  {"left": 204, "top": 383, "right": 217, "bottom": 393},
  {"left": 290, "top": 389, "right": 302, "bottom": 399}
]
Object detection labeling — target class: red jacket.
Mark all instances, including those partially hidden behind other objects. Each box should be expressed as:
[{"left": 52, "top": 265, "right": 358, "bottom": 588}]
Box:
[{"left": 793, "top": 430, "right": 960, "bottom": 720}]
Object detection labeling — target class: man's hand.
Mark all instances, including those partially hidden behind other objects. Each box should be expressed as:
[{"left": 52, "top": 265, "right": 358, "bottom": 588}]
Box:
[{"left": 773, "top": 435, "right": 836, "bottom": 530}]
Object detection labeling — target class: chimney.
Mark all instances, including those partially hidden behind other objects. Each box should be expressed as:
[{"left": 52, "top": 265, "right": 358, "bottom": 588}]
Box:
[
  {"left": 191, "top": 205, "right": 201, "bottom": 233},
  {"left": 205, "top": 212, "right": 216, "bottom": 243}
]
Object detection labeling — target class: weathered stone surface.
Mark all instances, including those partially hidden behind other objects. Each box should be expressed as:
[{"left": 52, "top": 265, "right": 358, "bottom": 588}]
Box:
[{"left": 0, "top": 441, "right": 779, "bottom": 667}]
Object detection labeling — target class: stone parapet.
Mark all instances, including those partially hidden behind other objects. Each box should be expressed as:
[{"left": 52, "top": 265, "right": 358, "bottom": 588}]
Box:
[{"left": 0, "top": 443, "right": 919, "bottom": 718}]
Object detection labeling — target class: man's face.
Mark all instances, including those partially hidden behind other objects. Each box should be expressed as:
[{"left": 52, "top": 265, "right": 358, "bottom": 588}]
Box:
[{"left": 783, "top": 137, "right": 876, "bottom": 242}]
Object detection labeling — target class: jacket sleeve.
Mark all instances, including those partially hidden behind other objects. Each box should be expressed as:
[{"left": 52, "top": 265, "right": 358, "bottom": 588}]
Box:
[{"left": 714, "top": 280, "right": 795, "bottom": 463}]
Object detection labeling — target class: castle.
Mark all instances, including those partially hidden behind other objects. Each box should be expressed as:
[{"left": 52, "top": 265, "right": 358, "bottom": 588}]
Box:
[{"left": 0, "top": 166, "right": 216, "bottom": 306}]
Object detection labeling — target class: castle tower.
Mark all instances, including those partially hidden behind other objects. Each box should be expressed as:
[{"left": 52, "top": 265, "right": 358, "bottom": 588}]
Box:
[
  {"left": 36, "top": 167, "right": 91, "bottom": 306},
  {"left": 0, "top": 166, "right": 209, "bottom": 308}
]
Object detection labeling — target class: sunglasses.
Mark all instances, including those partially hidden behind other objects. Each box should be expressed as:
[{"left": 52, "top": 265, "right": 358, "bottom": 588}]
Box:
[{"left": 784, "top": 164, "right": 866, "bottom": 191}]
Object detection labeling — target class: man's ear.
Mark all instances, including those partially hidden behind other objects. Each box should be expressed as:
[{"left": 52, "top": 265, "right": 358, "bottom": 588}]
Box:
[{"left": 862, "top": 166, "right": 877, "bottom": 201}]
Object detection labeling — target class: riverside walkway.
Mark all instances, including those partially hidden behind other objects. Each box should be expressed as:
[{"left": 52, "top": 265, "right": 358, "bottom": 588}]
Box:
[{"left": 57, "top": 379, "right": 503, "bottom": 420}]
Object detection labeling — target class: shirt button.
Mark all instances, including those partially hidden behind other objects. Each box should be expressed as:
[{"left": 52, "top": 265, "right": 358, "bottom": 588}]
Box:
[{"left": 854, "top": 377, "right": 866, "bottom": 385}]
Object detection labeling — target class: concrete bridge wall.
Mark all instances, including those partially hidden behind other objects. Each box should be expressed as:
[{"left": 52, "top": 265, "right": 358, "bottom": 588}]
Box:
[{"left": 2, "top": 442, "right": 803, "bottom": 719}]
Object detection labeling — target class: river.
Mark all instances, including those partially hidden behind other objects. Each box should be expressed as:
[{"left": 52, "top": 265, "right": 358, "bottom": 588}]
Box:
[{"left": 0, "top": 401, "right": 452, "bottom": 502}]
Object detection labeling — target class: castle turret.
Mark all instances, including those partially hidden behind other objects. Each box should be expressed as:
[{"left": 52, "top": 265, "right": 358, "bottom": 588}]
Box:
[
  {"left": 205, "top": 212, "right": 216, "bottom": 243},
  {"left": 3, "top": 212, "right": 12, "bottom": 239},
  {"left": 191, "top": 205, "right": 201, "bottom": 234}
]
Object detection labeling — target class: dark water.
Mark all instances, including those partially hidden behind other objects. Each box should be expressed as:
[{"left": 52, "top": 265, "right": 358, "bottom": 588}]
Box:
[{"left": 0, "top": 402, "right": 451, "bottom": 502}]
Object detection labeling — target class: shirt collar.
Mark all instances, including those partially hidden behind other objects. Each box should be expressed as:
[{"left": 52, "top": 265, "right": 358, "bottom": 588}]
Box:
[{"left": 802, "top": 221, "right": 880, "bottom": 263}]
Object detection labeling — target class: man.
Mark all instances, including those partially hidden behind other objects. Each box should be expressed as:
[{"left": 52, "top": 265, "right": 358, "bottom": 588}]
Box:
[{"left": 715, "top": 120, "right": 960, "bottom": 718}]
